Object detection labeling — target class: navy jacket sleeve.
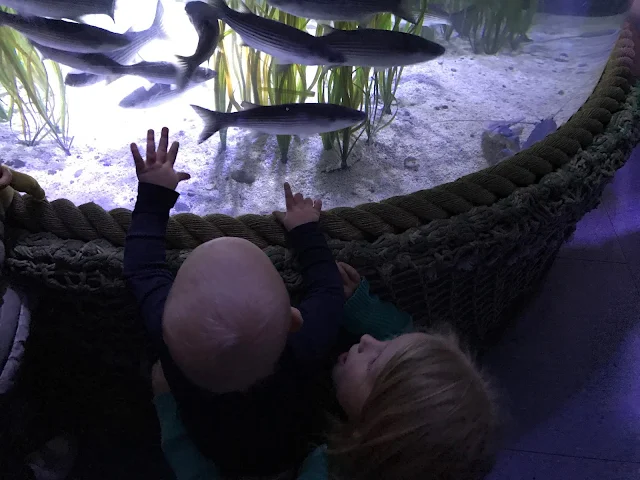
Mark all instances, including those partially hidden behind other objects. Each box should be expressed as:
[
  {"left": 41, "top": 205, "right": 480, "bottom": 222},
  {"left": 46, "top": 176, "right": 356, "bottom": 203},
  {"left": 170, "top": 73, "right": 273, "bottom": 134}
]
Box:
[
  {"left": 123, "top": 182, "right": 179, "bottom": 351},
  {"left": 286, "top": 222, "right": 344, "bottom": 369}
]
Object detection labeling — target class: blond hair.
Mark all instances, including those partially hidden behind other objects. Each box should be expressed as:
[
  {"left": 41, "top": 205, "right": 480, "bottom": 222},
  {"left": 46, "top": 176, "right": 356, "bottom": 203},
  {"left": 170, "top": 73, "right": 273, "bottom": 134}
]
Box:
[{"left": 327, "top": 329, "right": 499, "bottom": 480}]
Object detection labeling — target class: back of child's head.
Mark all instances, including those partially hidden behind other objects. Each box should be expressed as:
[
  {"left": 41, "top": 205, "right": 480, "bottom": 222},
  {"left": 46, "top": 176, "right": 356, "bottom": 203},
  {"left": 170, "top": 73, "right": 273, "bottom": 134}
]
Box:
[
  {"left": 328, "top": 329, "right": 499, "bottom": 480},
  {"left": 162, "top": 237, "right": 295, "bottom": 394}
]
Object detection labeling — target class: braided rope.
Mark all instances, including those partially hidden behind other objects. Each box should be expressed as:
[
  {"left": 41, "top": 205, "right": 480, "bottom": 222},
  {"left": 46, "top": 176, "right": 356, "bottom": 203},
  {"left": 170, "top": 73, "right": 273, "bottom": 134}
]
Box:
[{"left": 3, "top": 31, "right": 635, "bottom": 249}]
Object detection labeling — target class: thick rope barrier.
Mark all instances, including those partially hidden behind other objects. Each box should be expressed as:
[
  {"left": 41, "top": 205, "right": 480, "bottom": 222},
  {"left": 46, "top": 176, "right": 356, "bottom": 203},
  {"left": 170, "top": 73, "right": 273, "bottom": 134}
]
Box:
[{"left": 2, "top": 32, "right": 635, "bottom": 250}]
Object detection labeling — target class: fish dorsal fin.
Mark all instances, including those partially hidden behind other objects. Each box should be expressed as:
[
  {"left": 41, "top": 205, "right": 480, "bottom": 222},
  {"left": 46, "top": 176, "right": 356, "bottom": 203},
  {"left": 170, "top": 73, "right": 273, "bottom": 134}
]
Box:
[
  {"left": 319, "top": 24, "right": 337, "bottom": 35},
  {"left": 237, "top": 1, "right": 251, "bottom": 13},
  {"left": 241, "top": 101, "right": 260, "bottom": 110}
]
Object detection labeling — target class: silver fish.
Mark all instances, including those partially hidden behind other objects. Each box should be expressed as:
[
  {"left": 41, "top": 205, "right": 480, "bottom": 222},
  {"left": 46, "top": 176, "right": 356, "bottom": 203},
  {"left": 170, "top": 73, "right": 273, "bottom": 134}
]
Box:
[
  {"left": 33, "top": 42, "right": 124, "bottom": 76},
  {"left": 205, "top": 0, "right": 344, "bottom": 66},
  {"left": 65, "top": 0, "right": 168, "bottom": 87},
  {"left": 0, "top": 10, "right": 130, "bottom": 53},
  {"left": 424, "top": 4, "right": 477, "bottom": 37},
  {"left": 0, "top": 0, "right": 117, "bottom": 20},
  {"left": 266, "top": 0, "right": 423, "bottom": 23},
  {"left": 191, "top": 101, "right": 367, "bottom": 144},
  {"left": 119, "top": 81, "right": 209, "bottom": 109},
  {"left": 177, "top": 1, "right": 221, "bottom": 90},
  {"left": 111, "top": 60, "right": 217, "bottom": 84},
  {"left": 36, "top": 43, "right": 217, "bottom": 85},
  {"left": 321, "top": 25, "right": 445, "bottom": 68}
]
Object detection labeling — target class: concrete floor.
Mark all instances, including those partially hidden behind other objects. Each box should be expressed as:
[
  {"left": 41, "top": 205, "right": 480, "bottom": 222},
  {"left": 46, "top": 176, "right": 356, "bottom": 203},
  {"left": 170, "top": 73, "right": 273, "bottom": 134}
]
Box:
[{"left": 483, "top": 147, "right": 640, "bottom": 479}]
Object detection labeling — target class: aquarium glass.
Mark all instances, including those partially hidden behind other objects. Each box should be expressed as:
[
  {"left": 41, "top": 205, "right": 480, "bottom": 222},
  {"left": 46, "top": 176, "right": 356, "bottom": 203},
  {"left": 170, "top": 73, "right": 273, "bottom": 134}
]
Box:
[{"left": 0, "top": 0, "right": 631, "bottom": 216}]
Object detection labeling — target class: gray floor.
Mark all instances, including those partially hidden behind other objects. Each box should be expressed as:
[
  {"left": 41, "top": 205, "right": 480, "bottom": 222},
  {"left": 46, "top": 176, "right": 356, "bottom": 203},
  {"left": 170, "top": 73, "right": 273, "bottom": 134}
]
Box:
[{"left": 483, "top": 148, "right": 640, "bottom": 479}]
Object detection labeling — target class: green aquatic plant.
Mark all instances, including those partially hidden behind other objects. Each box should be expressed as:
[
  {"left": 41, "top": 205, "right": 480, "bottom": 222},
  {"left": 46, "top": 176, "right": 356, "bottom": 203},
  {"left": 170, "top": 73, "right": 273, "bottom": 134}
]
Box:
[
  {"left": 211, "top": 1, "right": 433, "bottom": 167},
  {"left": 316, "top": 6, "right": 429, "bottom": 168},
  {"left": 443, "top": 0, "right": 537, "bottom": 54},
  {"left": 0, "top": 7, "right": 72, "bottom": 154}
]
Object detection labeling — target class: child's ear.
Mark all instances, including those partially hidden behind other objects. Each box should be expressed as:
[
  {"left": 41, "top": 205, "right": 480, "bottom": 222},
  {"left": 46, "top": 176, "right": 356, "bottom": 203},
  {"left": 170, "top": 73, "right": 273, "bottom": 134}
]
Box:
[{"left": 289, "top": 307, "right": 303, "bottom": 332}]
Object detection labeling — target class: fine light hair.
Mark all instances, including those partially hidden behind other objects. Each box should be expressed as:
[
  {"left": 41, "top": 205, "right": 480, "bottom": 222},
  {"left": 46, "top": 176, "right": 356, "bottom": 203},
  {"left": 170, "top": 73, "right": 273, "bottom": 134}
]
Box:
[
  {"left": 327, "top": 328, "right": 500, "bottom": 480},
  {"left": 162, "top": 237, "right": 293, "bottom": 394}
]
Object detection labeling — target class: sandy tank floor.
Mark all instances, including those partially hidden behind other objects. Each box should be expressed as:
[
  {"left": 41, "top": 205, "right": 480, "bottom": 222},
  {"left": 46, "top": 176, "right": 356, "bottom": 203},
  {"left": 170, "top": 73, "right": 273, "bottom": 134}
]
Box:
[{"left": 0, "top": 11, "right": 626, "bottom": 216}]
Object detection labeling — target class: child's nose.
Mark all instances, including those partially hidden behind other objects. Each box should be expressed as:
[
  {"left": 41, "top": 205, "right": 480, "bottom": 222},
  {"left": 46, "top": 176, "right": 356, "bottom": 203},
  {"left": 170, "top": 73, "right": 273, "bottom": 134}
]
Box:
[{"left": 359, "top": 334, "right": 381, "bottom": 351}]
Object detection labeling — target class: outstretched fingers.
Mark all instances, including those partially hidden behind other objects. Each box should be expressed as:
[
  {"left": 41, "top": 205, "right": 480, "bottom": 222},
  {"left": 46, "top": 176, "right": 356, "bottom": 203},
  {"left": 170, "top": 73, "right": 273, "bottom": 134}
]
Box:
[
  {"left": 167, "top": 141, "right": 180, "bottom": 165},
  {"left": 146, "top": 129, "right": 156, "bottom": 164},
  {"left": 176, "top": 171, "right": 191, "bottom": 182},
  {"left": 157, "top": 127, "right": 169, "bottom": 159},
  {"left": 130, "top": 143, "right": 144, "bottom": 173}
]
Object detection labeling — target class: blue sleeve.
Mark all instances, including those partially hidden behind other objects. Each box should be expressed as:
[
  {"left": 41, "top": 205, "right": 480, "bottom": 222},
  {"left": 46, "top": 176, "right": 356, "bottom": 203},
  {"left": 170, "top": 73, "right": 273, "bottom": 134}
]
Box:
[
  {"left": 296, "top": 446, "right": 328, "bottom": 480},
  {"left": 153, "top": 393, "right": 221, "bottom": 480},
  {"left": 343, "top": 279, "right": 413, "bottom": 341},
  {"left": 123, "top": 182, "right": 179, "bottom": 351},
  {"left": 286, "top": 222, "right": 345, "bottom": 370}
]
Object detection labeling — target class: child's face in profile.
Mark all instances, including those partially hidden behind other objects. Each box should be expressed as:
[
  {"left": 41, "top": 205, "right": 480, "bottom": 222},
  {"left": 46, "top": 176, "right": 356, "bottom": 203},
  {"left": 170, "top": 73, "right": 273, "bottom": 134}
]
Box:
[{"left": 332, "top": 332, "right": 426, "bottom": 418}]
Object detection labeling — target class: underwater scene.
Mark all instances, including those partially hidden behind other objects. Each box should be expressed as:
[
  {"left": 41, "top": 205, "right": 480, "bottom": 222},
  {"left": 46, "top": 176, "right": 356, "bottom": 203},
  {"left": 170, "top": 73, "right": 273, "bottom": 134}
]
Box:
[{"left": 0, "top": 0, "right": 632, "bottom": 216}]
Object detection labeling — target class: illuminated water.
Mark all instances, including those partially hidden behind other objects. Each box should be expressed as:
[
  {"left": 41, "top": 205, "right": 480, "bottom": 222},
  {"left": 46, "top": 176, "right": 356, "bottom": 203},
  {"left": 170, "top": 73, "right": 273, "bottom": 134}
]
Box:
[{"left": 0, "top": 0, "right": 630, "bottom": 216}]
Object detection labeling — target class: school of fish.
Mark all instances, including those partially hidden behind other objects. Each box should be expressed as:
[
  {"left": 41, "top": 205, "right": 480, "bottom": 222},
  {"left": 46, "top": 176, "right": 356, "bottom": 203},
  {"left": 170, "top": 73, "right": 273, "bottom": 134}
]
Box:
[{"left": 0, "top": 0, "right": 450, "bottom": 142}]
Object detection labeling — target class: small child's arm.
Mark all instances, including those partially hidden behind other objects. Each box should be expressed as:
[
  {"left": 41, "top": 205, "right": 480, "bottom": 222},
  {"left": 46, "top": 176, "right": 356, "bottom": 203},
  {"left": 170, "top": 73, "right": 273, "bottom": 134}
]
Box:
[
  {"left": 287, "top": 222, "right": 344, "bottom": 367},
  {"left": 153, "top": 393, "right": 221, "bottom": 480},
  {"left": 339, "top": 263, "right": 413, "bottom": 341},
  {"left": 122, "top": 128, "right": 190, "bottom": 349},
  {"left": 274, "top": 183, "right": 344, "bottom": 369}
]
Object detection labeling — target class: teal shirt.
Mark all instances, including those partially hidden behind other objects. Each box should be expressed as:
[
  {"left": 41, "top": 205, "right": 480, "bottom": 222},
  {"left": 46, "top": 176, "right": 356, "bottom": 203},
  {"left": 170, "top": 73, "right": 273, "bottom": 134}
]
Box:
[{"left": 154, "top": 279, "right": 413, "bottom": 480}]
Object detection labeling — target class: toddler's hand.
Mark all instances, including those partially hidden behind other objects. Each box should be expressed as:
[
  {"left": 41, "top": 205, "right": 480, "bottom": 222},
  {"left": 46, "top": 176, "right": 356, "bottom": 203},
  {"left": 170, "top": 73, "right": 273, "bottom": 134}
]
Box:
[
  {"left": 337, "top": 262, "right": 361, "bottom": 299},
  {"left": 273, "top": 182, "right": 322, "bottom": 231},
  {"left": 131, "top": 127, "right": 191, "bottom": 190},
  {"left": 151, "top": 361, "right": 170, "bottom": 395}
]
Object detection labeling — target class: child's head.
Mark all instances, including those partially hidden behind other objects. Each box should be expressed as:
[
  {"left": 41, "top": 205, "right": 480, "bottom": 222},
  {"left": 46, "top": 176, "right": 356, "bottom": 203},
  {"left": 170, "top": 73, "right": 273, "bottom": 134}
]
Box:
[
  {"left": 162, "top": 237, "right": 302, "bottom": 394},
  {"left": 329, "top": 330, "right": 499, "bottom": 480}
]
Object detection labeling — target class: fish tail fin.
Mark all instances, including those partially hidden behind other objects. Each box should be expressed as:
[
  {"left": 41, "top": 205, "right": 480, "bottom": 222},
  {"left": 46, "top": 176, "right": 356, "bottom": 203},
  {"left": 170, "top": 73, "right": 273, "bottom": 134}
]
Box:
[
  {"left": 175, "top": 55, "right": 195, "bottom": 90},
  {"left": 104, "top": 0, "right": 117, "bottom": 21},
  {"left": 151, "top": 0, "right": 169, "bottom": 40},
  {"left": 191, "top": 105, "right": 225, "bottom": 144},
  {"left": 395, "top": 0, "right": 423, "bottom": 24}
]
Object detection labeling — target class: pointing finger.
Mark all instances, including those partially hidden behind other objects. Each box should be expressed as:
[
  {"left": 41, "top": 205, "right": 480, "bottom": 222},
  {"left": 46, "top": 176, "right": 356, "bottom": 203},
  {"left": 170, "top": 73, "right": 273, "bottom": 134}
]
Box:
[{"left": 283, "top": 183, "right": 294, "bottom": 210}]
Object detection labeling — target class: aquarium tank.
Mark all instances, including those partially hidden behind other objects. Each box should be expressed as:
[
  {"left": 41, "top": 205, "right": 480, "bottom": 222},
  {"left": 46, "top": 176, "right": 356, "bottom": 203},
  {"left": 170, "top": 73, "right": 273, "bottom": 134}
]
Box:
[{"left": 0, "top": 0, "right": 632, "bottom": 217}]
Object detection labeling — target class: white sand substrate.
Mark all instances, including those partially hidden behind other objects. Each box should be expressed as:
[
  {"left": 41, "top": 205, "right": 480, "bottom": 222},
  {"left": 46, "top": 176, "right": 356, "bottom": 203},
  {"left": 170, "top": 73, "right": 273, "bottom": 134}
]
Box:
[{"left": 0, "top": 8, "right": 626, "bottom": 217}]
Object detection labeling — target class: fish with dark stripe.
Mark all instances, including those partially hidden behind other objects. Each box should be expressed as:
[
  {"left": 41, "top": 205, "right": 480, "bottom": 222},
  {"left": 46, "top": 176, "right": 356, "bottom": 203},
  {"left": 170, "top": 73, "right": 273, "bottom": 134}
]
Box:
[
  {"left": 205, "top": 0, "right": 344, "bottom": 66},
  {"left": 34, "top": 43, "right": 217, "bottom": 85},
  {"left": 0, "top": 0, "right": 117, "bottom": 20},
  {"left": 0, "top": 9, "right": 131, "bottom": 53},
  {"left": 119, "top": 81, "right": 211, "bottom": 109},
  {"left": 176, "top": 1, "right": 221, "bottom": 90},
  {"left": 266, "top": 0, "right": 423, "bottom": 23},
  {"left": 65, "top": 0, "right": 168, "bottom": 87},
  {"left": 191, "top": 101, "right": 366, "bottom": 144},
  {"left": 321, "top": 25, "right": 445, "bottom": 68}
]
